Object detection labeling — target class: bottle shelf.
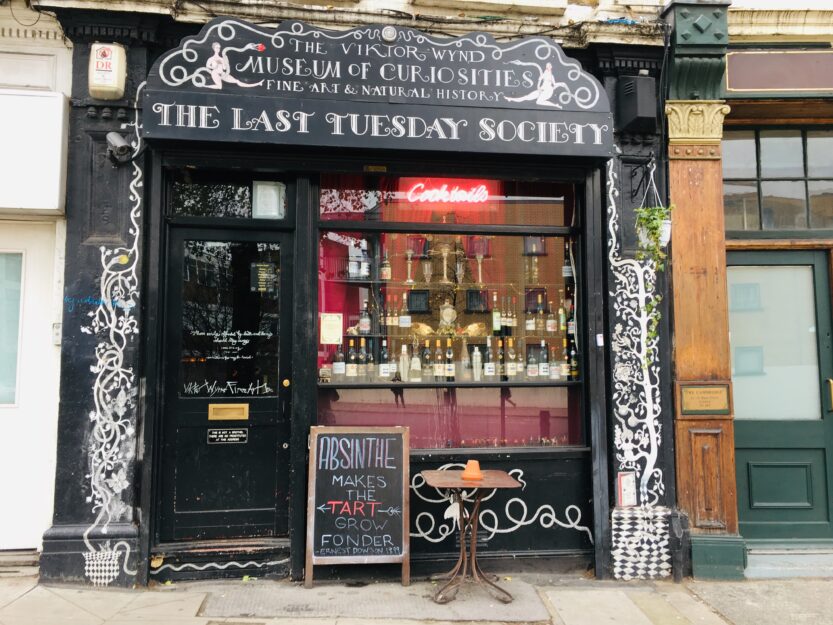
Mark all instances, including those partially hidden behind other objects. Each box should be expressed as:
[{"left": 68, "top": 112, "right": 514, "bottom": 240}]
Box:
[{"left": 318, "top": 380, "right": 582, "bottom": 389}]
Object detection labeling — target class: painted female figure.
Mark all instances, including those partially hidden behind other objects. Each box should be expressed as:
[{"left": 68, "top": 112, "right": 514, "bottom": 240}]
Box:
[
  {"left": 504, "top": 62, "right": 564, "bottom": 108},
  {"left": 205, "top": 42, "right": 264, "bottom": 89}
]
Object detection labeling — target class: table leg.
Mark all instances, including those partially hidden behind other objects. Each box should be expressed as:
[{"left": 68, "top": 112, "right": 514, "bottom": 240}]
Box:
[
  {"left": 432, "top": 491, "right": 468, "bottom": 603},
  {"left": 469, "top": 493, "right": 513, "bottom": 604}
]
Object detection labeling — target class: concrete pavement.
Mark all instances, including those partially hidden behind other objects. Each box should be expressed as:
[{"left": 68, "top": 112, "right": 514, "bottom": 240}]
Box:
[{"left": 1, "top": 566, "right": 829, "bottom": 625}]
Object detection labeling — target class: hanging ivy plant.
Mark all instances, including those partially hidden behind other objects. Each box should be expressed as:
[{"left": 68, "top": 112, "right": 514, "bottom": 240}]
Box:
[{"left": 635, "top": 203, "right": 674, "bottom": 345}]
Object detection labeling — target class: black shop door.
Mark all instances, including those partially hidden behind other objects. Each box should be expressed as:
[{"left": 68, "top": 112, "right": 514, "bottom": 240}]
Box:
[{"left": 159, "top": 228, "right": 292, "bottom": 541}]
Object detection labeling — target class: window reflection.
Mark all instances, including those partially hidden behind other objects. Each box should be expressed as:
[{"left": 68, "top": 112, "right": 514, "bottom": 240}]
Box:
[
  {"left": 318, "top": 387, "right": 582, "bottom": 449},
  {"left": 179, "top": 241, "right": 280, "bottom": 398}
]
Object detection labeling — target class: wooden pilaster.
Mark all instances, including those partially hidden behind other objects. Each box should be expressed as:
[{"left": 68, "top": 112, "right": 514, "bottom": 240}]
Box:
[{"left": 666, "top": 100, "right": 739, "bottom": 535}]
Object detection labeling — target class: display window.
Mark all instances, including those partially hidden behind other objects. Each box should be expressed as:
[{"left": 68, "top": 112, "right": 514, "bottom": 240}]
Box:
[{"left": 316, "top": 175, "right": 583, "bottom": 450}]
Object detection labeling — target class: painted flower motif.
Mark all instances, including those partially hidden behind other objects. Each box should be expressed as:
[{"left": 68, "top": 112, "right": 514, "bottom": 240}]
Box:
[
  {"left": 256, "top": 43, "right": 266, "bottom": 52},
  {"left": 105, "top": 469, "right": 129, "bottom": 493},
  {"left": 613, "top": 363, "right": 633, "bottom": 383}
]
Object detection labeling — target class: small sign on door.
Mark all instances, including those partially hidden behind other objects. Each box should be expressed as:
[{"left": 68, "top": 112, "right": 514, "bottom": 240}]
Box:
[{"left": 207, "top": 428, "right": 249, "bottom": 444}]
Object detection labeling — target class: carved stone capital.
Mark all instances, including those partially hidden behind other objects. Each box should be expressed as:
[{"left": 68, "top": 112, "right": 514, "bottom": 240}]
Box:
[{"left": 665, "top": 100, "right": 731, "bottom": 145}]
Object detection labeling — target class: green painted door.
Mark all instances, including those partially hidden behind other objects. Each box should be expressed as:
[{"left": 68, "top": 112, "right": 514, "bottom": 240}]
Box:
[{"left": 729, "top": 250, "right": 833, "bottom": 541}]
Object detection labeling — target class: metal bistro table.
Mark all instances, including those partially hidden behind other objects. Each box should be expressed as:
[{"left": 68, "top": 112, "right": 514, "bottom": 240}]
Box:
[{"left": 420, "top": 469, "right": 521, "bottom": 604}]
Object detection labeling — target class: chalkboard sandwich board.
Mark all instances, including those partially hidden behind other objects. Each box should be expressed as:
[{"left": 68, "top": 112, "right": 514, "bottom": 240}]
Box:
[{"left": 305, "top": 426, "right": 410, "bottom": 587}]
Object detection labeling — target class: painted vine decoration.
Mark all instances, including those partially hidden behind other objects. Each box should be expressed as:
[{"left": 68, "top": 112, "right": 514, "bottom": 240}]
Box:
[{"left": 607, "top": 153, "right": 665, "bottom": 505}]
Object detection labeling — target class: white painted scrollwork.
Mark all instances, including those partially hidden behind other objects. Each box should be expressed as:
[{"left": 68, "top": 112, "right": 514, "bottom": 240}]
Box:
[
  {"left": 607, "top": 154, "right": 665, "bottom": 505},
  {"left": 409, "top": 463, "right": 592, "bottom": 544}
]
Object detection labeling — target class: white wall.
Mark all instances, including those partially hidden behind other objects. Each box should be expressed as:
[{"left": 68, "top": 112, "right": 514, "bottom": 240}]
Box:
[{"left": 0, "top": 0, "right": 71, "bottom": 551}]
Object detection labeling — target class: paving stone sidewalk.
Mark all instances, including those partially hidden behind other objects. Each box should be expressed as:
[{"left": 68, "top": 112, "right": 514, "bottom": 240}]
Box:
[{"left": 2, "top": 567, "right": 828, "bottom": 625}]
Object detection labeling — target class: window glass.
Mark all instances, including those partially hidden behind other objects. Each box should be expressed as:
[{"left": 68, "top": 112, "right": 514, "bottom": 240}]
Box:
[
  {"left": 317, "top": 228, "right": 580, "bottom": 447},
  {"left": 809, "top": 180, "right": 833, "bottom": 229},
  {"left": 179, "top": 241, "right": 280, "bottom": 398},
  {"left": 319, "top": 175, "right": 572, "bottom": 226},
  {"left": 722, "top": 131, "right": 757, "bottom": 179},
  {"left": 170, "top": 170, "right": 287, "bottom": 219},
  {"left": 319, "top": 387, "right": 582, "bottom": 449},
  {"left": 807, "top": 131, "right": 833, "bottom": 178},
  {"left": 759, "top": 130, "right": 804, "bottom": 178},
  {"left": 728, "top": 265, "right": 821, "bottom": 420},
  {"left": 724, "top": 181, "right": 760, "bottom": 230},
  {"left": 761, "top": 180, "right": 807, "bottom": 229},
  {"left": 0, "top": 253, "right": 22, "bottom": 404}
]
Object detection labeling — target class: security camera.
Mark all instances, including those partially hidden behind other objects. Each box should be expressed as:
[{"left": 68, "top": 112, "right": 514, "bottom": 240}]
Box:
[{"left": 106, "top": 132, "right": 132, "bottom": 159}]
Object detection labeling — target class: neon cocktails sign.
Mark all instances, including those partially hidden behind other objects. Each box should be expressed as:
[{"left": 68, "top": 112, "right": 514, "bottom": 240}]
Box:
[{"left": 405, "top": 181, "right": 490, "bottom": 204}]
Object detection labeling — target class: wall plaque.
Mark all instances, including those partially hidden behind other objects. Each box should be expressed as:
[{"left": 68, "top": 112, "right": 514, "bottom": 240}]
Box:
[
  {"left": 680, "top": 384, "right": 731, "bottom": 415},
  {"left": 143, "top": 19, "right": 613, "bottom": 158}
]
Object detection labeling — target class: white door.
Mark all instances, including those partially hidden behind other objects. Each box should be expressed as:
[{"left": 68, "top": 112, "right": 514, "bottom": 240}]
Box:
[{"left": 0, "top": 221, "right": 63, "bottom": 550}]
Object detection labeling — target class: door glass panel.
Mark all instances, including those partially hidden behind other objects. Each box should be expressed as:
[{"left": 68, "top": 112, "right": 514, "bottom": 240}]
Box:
[
  {"left": 728, "top": 265, "right": 821, "bottom": 420},
  {"left": 0, "top": 253, "right": 22, "bottom": 404},
  {"left": 179, "top": 240, "right": 280, "bottom": 398}
]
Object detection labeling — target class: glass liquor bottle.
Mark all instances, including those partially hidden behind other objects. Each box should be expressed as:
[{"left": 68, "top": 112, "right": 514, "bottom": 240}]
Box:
[
  {"left": 497, "top": 338, "right": 506, "bottom": 379},
  {"left": 391, "top": 340, "right": 400, "bottom": 377},
  {"left": 526, "top": 343, "right": 538, "bottom": 378},
  {"left": 558, "top": 291, "right": 567, "bottom": 332},
  {"left": 510, "top": 296, "right": 518, "bottom": 328},
  {"left": 483, "top": 336, "right": 496, "bottom": 378},
  {"left": 380, "top": 248, "right": 392, "bottom": 281},
  {"left": 569, "top": 345, "right": 579, "bottom": 381},
  {"left": 535, "top": 294, "right": 545, "bottom": 333},
  {"left": 567, "top": 300, "right": 576, "bottom": 338},
  {"left": 445, "top": 338, "right": 455, "bottom": 382},
  {"left": 398, "top": 343, "right": 410, "bottom": 382},
  {"left": 539, "top": 340, "right": 550, "bottom": 377},
  {"left": 409, "top": 342, "right": 422, "bottom": 382},
  {"left": 359, "top": 299, "right": 371, "bottom": 335},
  {"left": 399, "top": 292, "right": 411, "bottom": 328},
  {"left": 357, "top": 338, "right": 368, "bottom": 378},
  {"left": 500, "top": 296, "right": 508, "bottom": 332},
  {"left": 460, "top": 337, "right": 471, "bottom": 381},
  {"left": 506, "top": 338, "right": 517, "bottom": 378},
  {"left": 549, "top": 345, "right": 561, "bottom": 380},
  {"left": 346, "top": 339, "right": 358, "bottom": 378},
  {"left": 332, "top": 343, "right": 346, "bottom": 379},
  {"left": 366, "top": 339, "right": 375, "bottom": 379},
  {"left": 559, "top": 338, "right": 570, "bottom": 379},
  {"left": 359, "top": 239, "right": 371, "bottom": 279},
  {"left": 491, "top": 291, "right": 501, "bottom": 333},
  {"left": 421, "top": 339, "right": 433, "bottom": 380},
  {"left": 433, "top": 339, "right": 445, "bottom": 380},
  {"left": 562, "top": 240, "right": 573, "bottom": 280},
  {"left": 378, "top": 339, "right": 390, "bottom": 380},
  {"left": 525, "top": 300, "right": 536, "bottom": 332},
  {"left": 546, "top": 300, "right": 557, "bottom": 335}
]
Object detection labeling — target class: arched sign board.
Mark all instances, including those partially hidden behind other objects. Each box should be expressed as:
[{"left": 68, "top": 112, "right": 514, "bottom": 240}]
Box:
[
  {"left": 143, "top": 19, "right": 614, "bottom": 158},
  {"left": 305, "top": 426, "right": 410, "bottom": 587}
]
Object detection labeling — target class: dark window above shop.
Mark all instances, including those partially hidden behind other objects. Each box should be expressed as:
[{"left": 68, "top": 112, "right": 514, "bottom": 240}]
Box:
[{"left": 723, "top": 129, "right": 833, "bottom": 232}]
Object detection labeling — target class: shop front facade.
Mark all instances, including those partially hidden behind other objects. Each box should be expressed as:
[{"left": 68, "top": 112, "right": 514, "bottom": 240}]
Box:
[{"left": 35, "top": 1, "right": 680, "bottom": 587}]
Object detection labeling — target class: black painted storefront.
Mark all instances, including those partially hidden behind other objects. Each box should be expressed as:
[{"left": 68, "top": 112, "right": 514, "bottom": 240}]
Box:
[{"left": 39, "top": 11, "right": 673, "bottom": 587}]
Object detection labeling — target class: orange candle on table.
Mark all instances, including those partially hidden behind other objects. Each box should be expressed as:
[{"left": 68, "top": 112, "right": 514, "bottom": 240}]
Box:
[{"left": 461, "top": 459, "right": 483, "bottom": 481}]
